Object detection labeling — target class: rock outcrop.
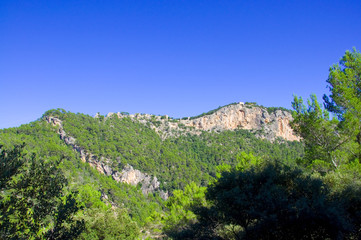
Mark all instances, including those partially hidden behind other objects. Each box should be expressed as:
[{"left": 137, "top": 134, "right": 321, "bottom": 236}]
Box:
[
  {"left": 45, "top": 116, "right": 168, "bottom": 200},
  {"left": 181, "top": 103, "right": 299, "bottom": 141},
  {"left": 107, "top": 102, "right": 299, "bottom": 142}
]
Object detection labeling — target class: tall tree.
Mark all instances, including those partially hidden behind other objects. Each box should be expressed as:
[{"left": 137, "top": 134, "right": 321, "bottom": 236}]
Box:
[
  {"left": 291, "top": 94, "right": 350, "bottom": 169},
  {"left": 291, "top": 49, "right": 361, "bottom": 170},
  {"left": 323, "top": 48, "right": 361, "bottom": 160}
]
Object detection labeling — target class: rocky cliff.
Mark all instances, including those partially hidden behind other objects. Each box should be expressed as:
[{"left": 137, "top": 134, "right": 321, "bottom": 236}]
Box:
[
  {"left": 107, "top": 102, "right": 299, "bottom": 142},
  {"left": 181, "top": 102, "right": 299, "bottom": 141},
  {"left": 45, "top": 116, "right": 168, "bottom": 200}
]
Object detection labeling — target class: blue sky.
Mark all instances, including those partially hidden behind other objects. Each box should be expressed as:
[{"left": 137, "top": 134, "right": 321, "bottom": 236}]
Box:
[{"left": 1, "top": 0, "right": 360, "bottom": 129}]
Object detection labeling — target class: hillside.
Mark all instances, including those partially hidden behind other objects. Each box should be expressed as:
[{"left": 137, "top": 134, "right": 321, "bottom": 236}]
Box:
[
  {"left": 2, "top": 49, "right": 360, "bottom": 240},
  {"left": 0, "top": 102, "right": 304, "bottom": 239},
  {"left": 41, "top": 103, "right": 301, "bottom": 196}
]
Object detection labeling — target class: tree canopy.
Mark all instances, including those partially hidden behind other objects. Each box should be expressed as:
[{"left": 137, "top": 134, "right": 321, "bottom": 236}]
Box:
[{"left": 0, "top": 144, "right": 84, "bottom": 239}]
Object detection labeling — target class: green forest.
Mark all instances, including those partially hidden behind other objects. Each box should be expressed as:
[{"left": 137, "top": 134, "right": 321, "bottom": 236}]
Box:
[{"left": 1, "top": 49, "right": 361, "bottom": 239}]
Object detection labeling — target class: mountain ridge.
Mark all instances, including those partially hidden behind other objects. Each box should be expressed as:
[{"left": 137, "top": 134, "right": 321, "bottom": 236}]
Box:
[
  {"left": 0, "top": 102, "right": 305, "bottom": 239},
  {"left": 105, "top": 102, "right": 299, "bottom": 141}
]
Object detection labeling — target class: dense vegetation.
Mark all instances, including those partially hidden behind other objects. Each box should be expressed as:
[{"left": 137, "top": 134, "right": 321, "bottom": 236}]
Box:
[
  {"left": 0, "top": 121, "right": 160, "bottom": 239},
  {"left": 0, "top": 144, "right": 84, "bottom": 239},
  {"left": 0, "top": 106, "right": 303, "bottom": 239},
  {"left": 40, "top": 110, "right": 302, "bottom": 191},
  {"left": 0, "top": 48, "right": 360, "bottom": 239}
]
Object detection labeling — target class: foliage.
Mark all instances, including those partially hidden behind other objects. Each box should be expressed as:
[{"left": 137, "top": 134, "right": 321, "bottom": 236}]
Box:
[
  {"left": 0, "top": 144, "right": 84, "bottom": 240},
  {"left": 163, "top": 182, "right": 207, "bottom": 234},
  {"left": 291, "top": 49, "right": 361, "bottom": 172},
  {"left": 79, "top": 208, "right": 139, "bottom": 240},
  {"left": 0, "top": 120, "right": 162, "bottom": 238},
  {"left": 245, "top": 102, "right": 292, "bottom": 114},
  {"left": 291, "top": 94, "right": 347, "bottom": 168},
  {"left": 215, "top": 152, "right": 262, "bottom": 178},
  {"left": 176, "top": 160, "right": 359, "bottom": 239},
  {"left": 266, "top": 106, "right": 292, "bottom": 114},
  {"left": 323, "top": 48, "right": 361, "bottom": 160}
]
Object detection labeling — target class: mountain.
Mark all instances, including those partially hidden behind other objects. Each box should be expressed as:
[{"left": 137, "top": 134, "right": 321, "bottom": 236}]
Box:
[
  {"left": 0, "top": 102, "right": 304, "bottom": 239},
  {"left": 41, "top": 102, "right": 300, "bottom": 200}
]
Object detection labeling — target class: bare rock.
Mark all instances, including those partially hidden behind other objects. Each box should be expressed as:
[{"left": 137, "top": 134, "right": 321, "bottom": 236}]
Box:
[{"left": 179, "top": 103, "right": 299, "bottom": 141}]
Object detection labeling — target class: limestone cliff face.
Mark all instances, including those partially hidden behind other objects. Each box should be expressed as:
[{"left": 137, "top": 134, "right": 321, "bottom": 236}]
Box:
[
  {"left": 108, "top": 102, "right": 299, "bottom": 142},
  {"left": 45, "top": 116, "right": 168, "bottom": 200},
  {"left": 180, "top": 103, "right": 299, "bottom": 141}
]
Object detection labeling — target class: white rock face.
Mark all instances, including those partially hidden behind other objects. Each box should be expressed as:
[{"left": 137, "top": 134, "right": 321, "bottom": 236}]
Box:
[{"left": 179, "top": 103, "right": 299, "bottom": 141}]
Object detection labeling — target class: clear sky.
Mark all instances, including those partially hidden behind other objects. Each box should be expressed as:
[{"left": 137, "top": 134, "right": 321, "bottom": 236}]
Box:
[{"left": 1, "top": 0, "right": 360, "bottom": 129}]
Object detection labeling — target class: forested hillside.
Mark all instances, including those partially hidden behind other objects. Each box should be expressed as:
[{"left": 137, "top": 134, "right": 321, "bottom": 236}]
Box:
[
  {"left": 1, "top": 49, "right": 361, "bottom": 239},
  {"left": 0, "top": 103, "right": 303, "bottom": 239}
]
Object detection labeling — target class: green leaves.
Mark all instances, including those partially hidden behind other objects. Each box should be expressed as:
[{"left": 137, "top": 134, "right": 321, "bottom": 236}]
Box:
[
  {"left": 0, "top": 143, "right": 26, "bottom": 189},
  {"left": 291, "top": 94, "right": 351, "bottom": 169},
  {"left": 163, "top": 182, "right": 207, "bottom": 236},
  {"left": 324, "top": 48, "right": 361, "bottom": 118},
  {"left": 216, "top": 152, "right": 262, "bottom": 178},
  {"left": 324, "top": 48, "right": 361, "bottom": 159},
  {"left": 78, "top": 208, "right": 139, "bottom": 240},
  {"left": 0, "top": 145, "right": 84, "bottom": 240},
  {"left": 291, "top": 49, "right": 361, "bottom": 171},
  {"left": 176, "top": 161, "right": 361, "bottom": 239}
]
